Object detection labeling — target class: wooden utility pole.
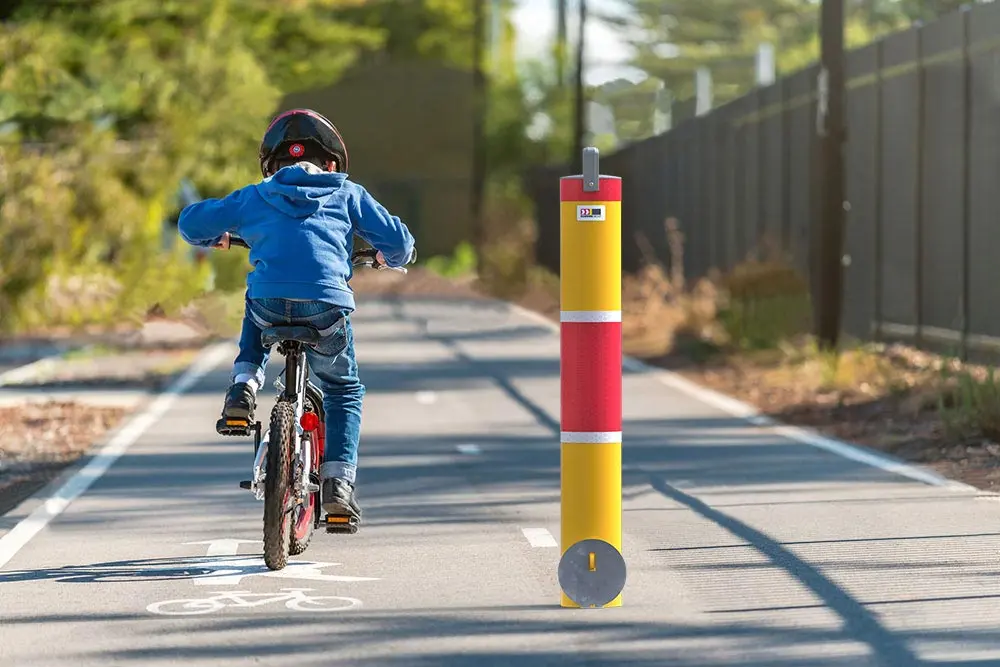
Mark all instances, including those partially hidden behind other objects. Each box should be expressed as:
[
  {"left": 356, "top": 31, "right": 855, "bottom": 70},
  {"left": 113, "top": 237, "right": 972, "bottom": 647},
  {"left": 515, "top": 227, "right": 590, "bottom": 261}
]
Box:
[
  {"left": 556, "top": 0, "right": 568, "bottom": 86},
  {"left": 815, "top": 0, "right": 846, "bottom": 349},
  {"left": 471, "top": 0, "right": 487, "bottom": 272},
  {"left": 570, "top": 0, "right": 587, "bottom": 173}
]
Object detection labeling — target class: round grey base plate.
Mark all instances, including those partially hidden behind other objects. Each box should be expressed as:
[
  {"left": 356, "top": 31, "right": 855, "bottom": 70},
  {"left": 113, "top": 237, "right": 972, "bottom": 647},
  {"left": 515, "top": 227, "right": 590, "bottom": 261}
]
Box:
[{"left": 558, "top": 538, "right": 626, "bottom": 608}]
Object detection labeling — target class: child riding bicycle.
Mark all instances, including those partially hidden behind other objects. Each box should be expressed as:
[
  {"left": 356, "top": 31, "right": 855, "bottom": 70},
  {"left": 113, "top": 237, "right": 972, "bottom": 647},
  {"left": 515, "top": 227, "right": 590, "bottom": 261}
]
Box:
[{"left": 177, "top": 108, "right": 416, "bottom": 524}]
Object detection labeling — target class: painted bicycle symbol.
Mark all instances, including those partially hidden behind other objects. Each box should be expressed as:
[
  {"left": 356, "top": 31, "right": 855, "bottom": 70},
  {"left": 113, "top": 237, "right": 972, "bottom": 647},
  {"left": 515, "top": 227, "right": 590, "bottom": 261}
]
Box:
[{"left": 146, "top": 587, "right": 361, "bottom": 615}]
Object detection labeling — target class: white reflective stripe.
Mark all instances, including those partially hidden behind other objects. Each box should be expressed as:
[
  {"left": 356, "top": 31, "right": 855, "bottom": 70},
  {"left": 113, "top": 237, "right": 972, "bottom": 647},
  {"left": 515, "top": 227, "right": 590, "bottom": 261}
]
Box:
[
  {"left": 560, "top": 310, "right": 622, "bottom": 323},
  {"left": 560, "top": 431, "right": 622, "bottom": 444}
]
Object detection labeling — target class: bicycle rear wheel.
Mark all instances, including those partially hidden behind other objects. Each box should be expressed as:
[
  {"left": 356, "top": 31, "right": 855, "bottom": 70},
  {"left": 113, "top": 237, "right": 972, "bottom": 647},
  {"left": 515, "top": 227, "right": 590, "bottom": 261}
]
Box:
[
  {"left": 289, "top": 395, "right": 322, "bottom": 555},
  {"left": 263, "top": 399, "right": 295, "bottom": 570}
]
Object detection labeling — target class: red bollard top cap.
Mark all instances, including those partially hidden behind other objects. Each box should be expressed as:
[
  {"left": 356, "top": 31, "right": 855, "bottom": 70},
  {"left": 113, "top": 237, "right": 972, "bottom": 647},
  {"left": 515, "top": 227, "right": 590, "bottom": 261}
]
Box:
[{"left": 560, "top": 175, "right": 622, "bottom": 202}]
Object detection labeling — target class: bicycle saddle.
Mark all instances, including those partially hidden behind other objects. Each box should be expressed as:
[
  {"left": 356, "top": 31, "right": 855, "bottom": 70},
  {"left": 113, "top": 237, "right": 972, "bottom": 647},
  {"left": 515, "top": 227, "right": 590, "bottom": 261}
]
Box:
[{"left": 261, "top": 326, "right": 321, "bottom": 348}]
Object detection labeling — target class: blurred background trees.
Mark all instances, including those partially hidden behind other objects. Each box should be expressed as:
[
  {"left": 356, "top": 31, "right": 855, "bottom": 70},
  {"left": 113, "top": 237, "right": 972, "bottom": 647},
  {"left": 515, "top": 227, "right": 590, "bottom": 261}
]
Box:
[{"left": 0, "top": 0, "right": 971, "bottom": 334}]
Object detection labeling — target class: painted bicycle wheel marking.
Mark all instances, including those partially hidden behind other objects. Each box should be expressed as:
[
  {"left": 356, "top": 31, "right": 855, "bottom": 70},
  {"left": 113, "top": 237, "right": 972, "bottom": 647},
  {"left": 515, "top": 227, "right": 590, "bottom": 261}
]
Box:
[
  {"left": 147, "top": 588, "right": 361, "bottom": 616},
  {"left": 140, "top": 539, "right": 378, "bottom": 615}
]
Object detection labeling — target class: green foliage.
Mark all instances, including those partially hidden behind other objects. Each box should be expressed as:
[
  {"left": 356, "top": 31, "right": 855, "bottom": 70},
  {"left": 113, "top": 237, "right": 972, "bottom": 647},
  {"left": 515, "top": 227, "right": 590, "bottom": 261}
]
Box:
[
  {"left": 0, "top": 0, "right": 565, "bottom": 334},
  {"left": 591, "top": 77, "right": 666, "bottom": 146},
  {"left": 777, "top": 15, "right": 908, "bottom": 75},
  {"left": 606, "top": 0, "right": 811, "bottom": 104},
  {"left": 0, "top": 146, "right": 63, "bottom": 331},
  {"left": 424, "top": 242, "right": 478, "bottom": 278},
  {"left": 0, "top": 0, "right": 383, "bottom": 332},
  {"left": 938, "top": 366, "right": 1000, "bottom": 442},
  {"left": 511, "top": 57, "right": 575, "bottom": 166},
  {"left": 717, "top": 259, "right": 812, "bottom": 350},
  {"left": 332, "top": 0, "right": 476, "bottom": 67},
  {"left": 606, "top": 0, "right": 953, "bottom": 106}
]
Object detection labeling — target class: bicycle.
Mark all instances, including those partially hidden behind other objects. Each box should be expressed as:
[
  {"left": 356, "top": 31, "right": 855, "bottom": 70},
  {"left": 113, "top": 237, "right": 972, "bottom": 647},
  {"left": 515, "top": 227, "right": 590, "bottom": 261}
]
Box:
[
  {"left": 146, "top": 587, "right": 361, "bottom": 615},
  {"left": 215, "top": 234, "right": 405, "bottom": 570}
]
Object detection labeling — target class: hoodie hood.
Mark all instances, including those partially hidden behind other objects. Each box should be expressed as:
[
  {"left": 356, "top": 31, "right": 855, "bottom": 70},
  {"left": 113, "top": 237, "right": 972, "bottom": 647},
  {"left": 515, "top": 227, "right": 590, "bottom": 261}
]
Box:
[{"left": 254, "top": 162, "right": 349, "bottom": 218}]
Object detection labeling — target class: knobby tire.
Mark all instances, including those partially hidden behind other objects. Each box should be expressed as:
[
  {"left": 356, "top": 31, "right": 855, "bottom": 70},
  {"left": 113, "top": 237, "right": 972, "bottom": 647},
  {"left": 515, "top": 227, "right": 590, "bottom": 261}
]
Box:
[
  {"left": 263, "top": 399, "right": 295, "bottom": 570},
  {"left": 289, "top": 396, "right": 320, "bottom": 556}
]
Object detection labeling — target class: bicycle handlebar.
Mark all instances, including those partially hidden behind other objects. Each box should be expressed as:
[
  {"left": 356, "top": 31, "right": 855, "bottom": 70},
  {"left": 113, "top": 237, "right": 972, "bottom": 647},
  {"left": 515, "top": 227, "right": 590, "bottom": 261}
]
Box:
[{"left": 225, "top": 235, "right": 407, "bottom": 274}]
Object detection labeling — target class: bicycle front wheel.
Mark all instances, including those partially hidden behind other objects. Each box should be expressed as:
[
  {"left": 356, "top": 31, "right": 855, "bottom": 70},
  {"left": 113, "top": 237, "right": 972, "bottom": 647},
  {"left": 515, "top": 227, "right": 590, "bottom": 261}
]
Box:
[
  {"left": 263, "top": 399, "right": 295, "bottom": 570},
  {"left": 146, "top": 597, "right": 224, "bottom": 616},
  {"left": 286, "top": 595, "right": 362, "bottom": 612}
]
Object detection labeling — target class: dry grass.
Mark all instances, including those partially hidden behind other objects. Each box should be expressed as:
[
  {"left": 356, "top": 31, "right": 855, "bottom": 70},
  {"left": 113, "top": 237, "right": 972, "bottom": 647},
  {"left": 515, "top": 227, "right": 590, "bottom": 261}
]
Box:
[{"left": 459, "top": 210, "right": 1000, "bottom": 492}]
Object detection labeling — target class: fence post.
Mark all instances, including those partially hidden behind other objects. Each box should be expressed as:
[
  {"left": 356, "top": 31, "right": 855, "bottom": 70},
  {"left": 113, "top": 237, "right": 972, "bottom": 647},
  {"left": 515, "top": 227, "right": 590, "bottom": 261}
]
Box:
[
  {"left": 873, "top": 39, "right": 884, "bottom": 341},
  {"left": 557, "top": 147, "right": 626, "bottom": 609},
  {"left": 960, "top": 7, "right": 972, "bottom": 360}
]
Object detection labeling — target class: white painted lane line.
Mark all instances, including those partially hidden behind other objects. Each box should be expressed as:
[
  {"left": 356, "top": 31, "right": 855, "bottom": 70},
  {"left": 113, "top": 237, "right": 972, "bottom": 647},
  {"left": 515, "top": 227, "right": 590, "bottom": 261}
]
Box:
[
  {"left": 415, "top": 390, "right": 438, "bottom": 405},
  {"left": 521, "top": 527, "right": 558, "bottom": 548},
  {"left": 0, "top": 355, "right": 60, "bottom": 387},
  {"left": 505, "top": 302, "right": 978, "bottom": 493},
  {"left": 186, "top": 538, "right": 259, "bottom": 557},
  {"left": 0, "top": 342, "right": 235, "bottom": 570},
  {"left": 456, "top": 444, "right": 481, "bottom": 455}
]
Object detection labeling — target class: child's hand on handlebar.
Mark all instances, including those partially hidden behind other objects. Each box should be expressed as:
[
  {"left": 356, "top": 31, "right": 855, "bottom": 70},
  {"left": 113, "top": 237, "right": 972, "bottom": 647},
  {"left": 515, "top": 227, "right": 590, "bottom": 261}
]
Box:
[
  {"left": 375, "top": 250, "right": 386, "bottom": 267},
  {"left": 213, "top": 232, "right": 231, "bottom": 250}
]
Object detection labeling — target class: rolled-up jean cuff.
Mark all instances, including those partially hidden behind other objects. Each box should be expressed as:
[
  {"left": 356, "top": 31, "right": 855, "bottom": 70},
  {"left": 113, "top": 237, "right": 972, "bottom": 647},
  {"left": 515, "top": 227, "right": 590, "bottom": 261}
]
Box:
[
  {"left": 320, "top": 461, "right": 357, "bottom": 484},
  {"left": 232, "top": 362, "right": 266, "bottom": 388}
]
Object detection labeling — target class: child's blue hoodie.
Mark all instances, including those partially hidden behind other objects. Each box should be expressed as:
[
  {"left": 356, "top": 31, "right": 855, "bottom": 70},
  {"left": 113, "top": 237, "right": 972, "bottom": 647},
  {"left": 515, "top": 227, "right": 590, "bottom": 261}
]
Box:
[{"left": 177, "top": 163, "right": 415, "bottom": 311}]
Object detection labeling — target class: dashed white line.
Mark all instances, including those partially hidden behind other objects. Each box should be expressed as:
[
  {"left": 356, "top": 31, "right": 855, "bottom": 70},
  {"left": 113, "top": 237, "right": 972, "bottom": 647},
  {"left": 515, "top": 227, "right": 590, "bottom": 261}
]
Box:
[
  {"left": 415, "top": 391, "right": 438, "bottom": 405},
  {"left": 521, "top": 527, "right": 558, "bottom": 548},
  {"left": 456, "top": 444, "right": 481, "bottom": 455}
]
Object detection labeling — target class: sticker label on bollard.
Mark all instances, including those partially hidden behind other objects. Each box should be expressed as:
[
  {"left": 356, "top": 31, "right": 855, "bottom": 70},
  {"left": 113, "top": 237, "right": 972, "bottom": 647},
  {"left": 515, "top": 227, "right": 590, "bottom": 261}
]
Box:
[
  {"left": 558, "top": 538, "right": 626, "bottom": 608},
  {"left": 576, "top": 205, "right": 606, "bottom": 222}
]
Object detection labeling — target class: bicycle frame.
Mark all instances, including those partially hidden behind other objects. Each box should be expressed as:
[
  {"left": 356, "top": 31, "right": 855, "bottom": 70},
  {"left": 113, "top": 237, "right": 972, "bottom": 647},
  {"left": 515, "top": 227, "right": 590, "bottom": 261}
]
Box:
[
  {"left": 226, "top": 233, "right": 408, "bottom": 546},
  {"left": 249, "top": 341, "right": 310, "bottom": 503}
]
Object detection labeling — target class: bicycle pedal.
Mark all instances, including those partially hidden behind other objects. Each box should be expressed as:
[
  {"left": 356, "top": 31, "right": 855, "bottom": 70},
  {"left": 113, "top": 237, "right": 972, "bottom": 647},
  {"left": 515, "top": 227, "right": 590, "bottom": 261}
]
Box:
[
  {"left": 324, "top": 514, "right": 360, "bottom": 534},
  {"left": 215, "top": 418, "right": 252, "bottom": 437},
  {"left": 239, "top": 480, "right": 252, "bottom": 490}
]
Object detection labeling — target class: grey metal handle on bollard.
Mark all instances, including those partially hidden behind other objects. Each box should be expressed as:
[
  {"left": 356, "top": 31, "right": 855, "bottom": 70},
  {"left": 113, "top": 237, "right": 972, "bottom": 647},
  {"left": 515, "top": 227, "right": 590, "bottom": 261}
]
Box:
[{"left": 582, "top": 147, "right": 600, "bottom": 192}]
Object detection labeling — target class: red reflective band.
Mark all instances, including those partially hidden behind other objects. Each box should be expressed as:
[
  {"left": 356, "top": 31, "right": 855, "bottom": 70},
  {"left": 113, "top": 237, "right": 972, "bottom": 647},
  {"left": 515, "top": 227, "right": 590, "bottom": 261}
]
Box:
[
  {"left": 559, "top": 176, "right": 622, "bottom": 202},
  {"left": 560, "top": 322, "right": 622, "bottom": 433},
  {"left": 300, "top": 412, "right": 320, "bottom": 432}
]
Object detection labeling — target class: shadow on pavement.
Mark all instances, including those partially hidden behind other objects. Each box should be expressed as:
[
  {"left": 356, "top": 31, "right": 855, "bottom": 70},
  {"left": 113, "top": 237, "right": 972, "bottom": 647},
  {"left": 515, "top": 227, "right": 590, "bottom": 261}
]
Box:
[
  {"left": 5, "top": 296, "right": 986, "bottom": 666},
  {"left": 0, "top": 557, "right": 220, "bottom": 584},
  {"left": 4, "top": 606, "right": 1000, "bottom": 666}
]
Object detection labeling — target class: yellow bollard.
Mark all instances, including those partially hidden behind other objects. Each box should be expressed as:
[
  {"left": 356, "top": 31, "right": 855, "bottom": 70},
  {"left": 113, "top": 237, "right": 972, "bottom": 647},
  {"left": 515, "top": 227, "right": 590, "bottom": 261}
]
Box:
[{"left": 557, "top": 147, "right": 626, "bottom": 609}]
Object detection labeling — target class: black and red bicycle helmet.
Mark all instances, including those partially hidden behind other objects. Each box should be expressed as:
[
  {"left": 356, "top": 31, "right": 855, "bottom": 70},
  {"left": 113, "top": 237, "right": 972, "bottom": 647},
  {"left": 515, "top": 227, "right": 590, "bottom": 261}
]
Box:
[{"left": 258, "top": 108, "right": 349, "bottom": 178}]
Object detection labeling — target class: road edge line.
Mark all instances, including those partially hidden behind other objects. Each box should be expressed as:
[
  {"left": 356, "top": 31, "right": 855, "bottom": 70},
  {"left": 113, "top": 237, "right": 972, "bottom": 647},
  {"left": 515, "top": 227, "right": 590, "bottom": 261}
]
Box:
[
  {"left": 0, "top": 351, "right": 67, "bottom": 388},
  {"left": 0, "top": 341, "right": 234, "bottom": 569},
  {"left": 502, "top": 301, "right": 980, "bottom": 494}
]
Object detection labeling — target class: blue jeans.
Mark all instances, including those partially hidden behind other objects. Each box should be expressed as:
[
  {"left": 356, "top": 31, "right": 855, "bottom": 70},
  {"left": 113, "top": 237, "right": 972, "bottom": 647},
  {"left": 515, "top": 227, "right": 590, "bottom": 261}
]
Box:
[{"left": 233, "top": 297, "right": 364, "bottom": 484}]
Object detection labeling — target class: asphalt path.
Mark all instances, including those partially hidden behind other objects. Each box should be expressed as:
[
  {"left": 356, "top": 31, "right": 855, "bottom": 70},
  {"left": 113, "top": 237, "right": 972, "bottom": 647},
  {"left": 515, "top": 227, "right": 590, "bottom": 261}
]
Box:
[{"left": 2, "top": 296, "right": 1000, "bottom": 667}]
